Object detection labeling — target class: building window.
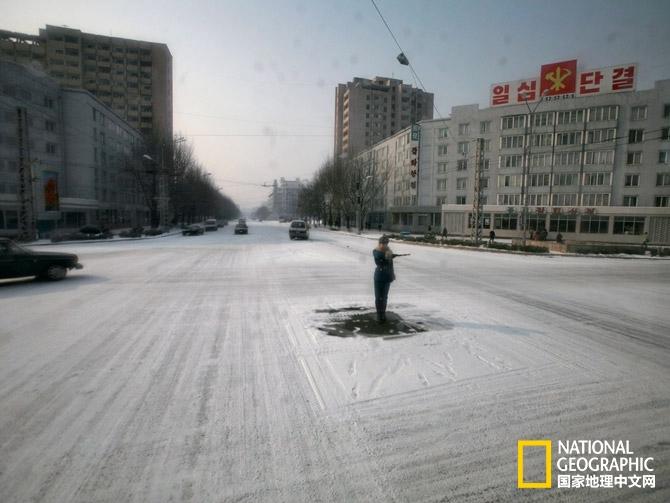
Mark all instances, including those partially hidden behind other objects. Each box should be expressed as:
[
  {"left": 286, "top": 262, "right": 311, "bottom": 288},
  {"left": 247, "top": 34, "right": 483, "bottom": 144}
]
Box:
[
  {"left": 458, "top": 123, "right": 469, "bottom": 135},
  {"left": 531, "top": 153, "right": 552, "bottom": 168},
  {"left": 587, "top": 128, "right": 616, "bottom": 144},
  {"left": 45, "top": 120, "right": 56, "bottom": 132},
  {"left": 527, "top": 193, "right": 550, "bottom": 206},
  {"left": 532, "top": 133, "right": 553, "bottom": 147},
  {"left": 627, "top": 151, "right": 642, "bottom": 165},
  {"left": 628, "top": 129, "right": 644, "bottom": 143},
  {"left": 529, "top": 173, "right": 551, "bottom": 186},
  {"left": 43, "top": 96, "right": 54, "bottom": 108},
  {"left": 588, "top": 105, "right": 618, "bottom": 122},
  {"left": 622, "top": 195, "right": 638, "bottom": 207},
  {"left": 456, "top": 178, "right": 467, "bottom": 190},
  {"left": 437, "top": 144, "right": 448, "bottom": 156},
  {"left": 46, "top": 142, "right": 57, "bottom": 154},
  {"left": 582, "top": 193, "right": 610, "bottom": 206},
  {"left": 480, "top": 121, "right": 491, "bottom": 134},
  {"left": 555, "top": 151, "right": 581, "bottom": 166},
  {"left": 556, "top": 131, "right": 583, "bottom": 146},
  {"left": 553, "top": 173, "right": 578, "bottom": 186},
  {"left": 557, "top": 110, "right": 585, "bottom": 124},
  {"left": 456, "top": 196, "right": 467, "bottom": 204},
  {"left": 582, "top": 150, "right": 613, "bottom": 165},
  {"left": 457, "top": 159, "right": 468, "bottom": 171},
  {"left": 533, "top": 111, "right": 554, "bottom": 127},
  {"left": 550, "top": 214, "right": 577, "bottom": 232},
  {"left": 659, "top": 151, "right": 669, "bottom": 164},
  {"left": 501, "top": 115, "right": 525, "bottom": 129},
  {"left": 497, "top": 194, "right": 522, "bottom": 205},
  {"left": 494, "top": 214, "right": 518, "bottom": 229},
  {"left": 499, "top": 154, "right": 523, "bottom": 168},
  {"left": 497, "top": 174, "right": 523, "bottom": 187},
  {"left": 457, "top": 142, "right": 469, "bottom": 155},
  {"left": 664, "top": 104, "right": 670, "bottom": 118},
  {"left": 657, "top": 173, "right": 670, "bottom": 186},
  {"left": 437, "top": 162, "right": 447, "bottom": 173},
  {"left": 438, "top": 127, "right": 448, "bottom": 138},
  {"left": 551, "top": 193, "right": 578, "bottom": 206},
  {"left": 500, "top": 135, "right": 524, "bottom": 149},
  {"left": 580, "top": 215, "right": 609, "bottom": 233},
  {"left": 583, "top": 172, "right": 611, "bottom": 186},
  {"left": 655, "top": 196, "right": 669, "bottom": 207},
  {"left": 436, "top": 196, "right": 447, "bottom": 205},
  {"left": 482, "top": 159, "right": 490, "bottom": 170},
  {"left": 624, "top": 174, "right": 640, "bottom": 187},
  {"left": 613, "top": 216, "right": 645, "bottom": 235},
  {"left": 662, "top": 127, "right": 670, "bottom": 140},
  {"left": 436, "top": 179, "right": 447, "bottom": 191},
  {"left": 630, "top": 105, "right": 647, "bottom": 121}
]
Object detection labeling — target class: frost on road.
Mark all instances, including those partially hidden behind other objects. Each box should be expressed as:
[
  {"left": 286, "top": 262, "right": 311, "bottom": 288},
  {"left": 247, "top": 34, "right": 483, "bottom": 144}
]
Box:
[{"left": 1, "top": 222, "right": 668, "bottom": 502}]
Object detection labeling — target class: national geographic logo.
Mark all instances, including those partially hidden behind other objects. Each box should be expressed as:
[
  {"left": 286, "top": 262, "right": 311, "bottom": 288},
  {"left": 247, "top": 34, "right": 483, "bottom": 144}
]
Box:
[
  {"left": 517, "top": 439, "right": 656, "bottom": 490},
  {"left": 517, "top": 440, "right": 552, "bottom": 489}
]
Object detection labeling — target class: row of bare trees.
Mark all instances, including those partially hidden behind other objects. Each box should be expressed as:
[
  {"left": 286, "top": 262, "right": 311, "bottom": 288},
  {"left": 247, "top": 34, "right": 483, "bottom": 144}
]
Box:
[
  {"left": 297, "top": 156, "right": 390, "bottom": 230},
  {"left": 127, "top": 135, "right": 240, "bottom": 227}
]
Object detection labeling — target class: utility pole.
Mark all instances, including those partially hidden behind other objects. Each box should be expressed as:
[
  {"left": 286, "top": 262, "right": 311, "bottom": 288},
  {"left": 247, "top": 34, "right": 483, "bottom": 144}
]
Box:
[
  {"left": 471, "top": 138, "right": 485, "bottom": 244},
  {"left": 521, "top": 90, "right": 548, "bottom": 246}
]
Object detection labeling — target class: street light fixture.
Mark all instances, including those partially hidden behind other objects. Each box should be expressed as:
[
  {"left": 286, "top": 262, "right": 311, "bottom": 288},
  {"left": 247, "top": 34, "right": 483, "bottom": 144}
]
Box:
[{"left": 520, "top": 89, "right": 549, "bottom": 246}]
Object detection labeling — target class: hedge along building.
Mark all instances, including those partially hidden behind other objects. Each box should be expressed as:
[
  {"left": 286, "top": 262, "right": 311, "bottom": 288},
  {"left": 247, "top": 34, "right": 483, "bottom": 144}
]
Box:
[{"left": 356, "top": 60, "right": 670, "bottom": 245}]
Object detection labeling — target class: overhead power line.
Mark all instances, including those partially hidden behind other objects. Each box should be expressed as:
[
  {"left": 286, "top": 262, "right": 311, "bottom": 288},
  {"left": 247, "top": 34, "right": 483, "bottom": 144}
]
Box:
[{"left": 370, "top": 0, "right": 444, "bottom": 120}]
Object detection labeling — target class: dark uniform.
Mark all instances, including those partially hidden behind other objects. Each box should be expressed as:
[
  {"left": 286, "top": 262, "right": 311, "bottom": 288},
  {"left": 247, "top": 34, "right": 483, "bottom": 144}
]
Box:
[{"left": 373, "top": 245, "right": 394, "bottom": 322}]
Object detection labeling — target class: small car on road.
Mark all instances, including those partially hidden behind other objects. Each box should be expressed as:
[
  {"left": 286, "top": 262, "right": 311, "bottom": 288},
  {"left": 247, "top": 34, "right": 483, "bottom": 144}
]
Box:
[
  {"left": 204, "top": 219, "right": 218, "bottom": 231},
  {"left": 182, "top": 224, "right": 205, "bottom": 236},
  {"left": 234, "top": 220, "right": 248, "bottom": 235},
  {"left": 0, "top": 238, "right": 83, "bottom": 281},
  {"left": 289, "top": 220, "right": 309, "bottom": 240}
]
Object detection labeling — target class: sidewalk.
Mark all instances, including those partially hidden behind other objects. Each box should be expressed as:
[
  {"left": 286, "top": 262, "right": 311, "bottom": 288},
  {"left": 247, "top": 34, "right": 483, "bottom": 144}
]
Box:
[
  {"left": 27, "top": 229, "right": 183, "bottom": 246},
  {"left": 314, "top": 226, "right": 669, "bottom": 260}
]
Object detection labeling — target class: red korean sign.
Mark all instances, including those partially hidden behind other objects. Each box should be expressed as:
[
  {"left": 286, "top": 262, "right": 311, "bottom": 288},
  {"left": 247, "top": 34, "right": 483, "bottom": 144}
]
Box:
[{"left": 490, "top": 61, "right": 637, "bottom": 107}]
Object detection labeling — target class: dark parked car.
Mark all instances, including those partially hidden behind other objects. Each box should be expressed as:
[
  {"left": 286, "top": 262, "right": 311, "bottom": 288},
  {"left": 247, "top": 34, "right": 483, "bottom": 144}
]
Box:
[
  {"left": 51, "top": 225, "right": 113, "bottom": 242},
  {"left": 234, "top": 221, "right": 248, "bottom": 235},
  {"left": 0, "top": 238, "right": 83, "bottom": 281},
  {"left": 182, "top": 224, "right": 205, "bottom": 236}
]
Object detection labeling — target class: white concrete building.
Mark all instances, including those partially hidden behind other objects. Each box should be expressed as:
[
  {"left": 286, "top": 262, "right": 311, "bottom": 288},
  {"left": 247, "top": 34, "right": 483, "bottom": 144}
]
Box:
[{"left": 355, "top": 78, "right": 670, "bottom": 245}]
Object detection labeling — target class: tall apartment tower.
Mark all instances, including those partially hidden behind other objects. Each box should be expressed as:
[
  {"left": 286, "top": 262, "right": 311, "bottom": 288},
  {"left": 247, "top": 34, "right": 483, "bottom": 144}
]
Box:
[
  {"left": 334, "top": 76, "right": 433, "bottom": 159},
  {"left": 0, "top": 25, "right": 172, "bottom": 139}
]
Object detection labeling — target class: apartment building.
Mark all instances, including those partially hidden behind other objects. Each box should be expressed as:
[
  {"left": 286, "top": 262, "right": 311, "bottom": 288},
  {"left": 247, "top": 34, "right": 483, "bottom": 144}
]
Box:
[
  {"left": 0, "top": 59, "right": 148, "bottom": 238},
  {"left": 355, "top": 75, "right": 670, "bottom": 245},
  {"left": 334, "top": 77, "right": 433, "bottom": 160},
  {"left": 271, "top": 177, "right": 304, "bottom": 220},
  {"left": 0, "top": 25, "right": 172, "bottom": 139}
]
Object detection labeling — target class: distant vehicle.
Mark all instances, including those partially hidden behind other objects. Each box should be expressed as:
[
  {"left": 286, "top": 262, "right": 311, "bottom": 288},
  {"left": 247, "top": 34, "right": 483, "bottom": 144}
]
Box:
[
  {"left": 289, "top": 220, "right": 309, "bottom": 240},
  {"left": 217, "top": 220, "right": 228, "bottom": 228},
  {"left": 51, "top": 225, "right": 113, "bottom": 242},
  {"left": 0, "top": 237, "right": 83, "bottom": 281},
  {"left": 234, "top": 221, "right": 248, "bottom": 235},
  {"left": 204, "top": 219, "right": 218, "bottom": 231},
  {"left": 182, "top": 224, "right": 205, "bottom": 236}
]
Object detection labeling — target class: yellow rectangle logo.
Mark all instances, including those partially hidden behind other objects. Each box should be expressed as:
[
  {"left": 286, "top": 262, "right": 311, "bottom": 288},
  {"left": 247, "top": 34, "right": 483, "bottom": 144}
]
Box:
[{"left": 518, "top": 440, "right": 552, "bottom": 489}]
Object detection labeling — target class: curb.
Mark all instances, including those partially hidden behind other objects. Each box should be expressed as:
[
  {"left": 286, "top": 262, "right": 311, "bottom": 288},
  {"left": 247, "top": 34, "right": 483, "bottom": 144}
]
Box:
[{"left": 28, "top": 230, "right": 183, "bottom": 246}]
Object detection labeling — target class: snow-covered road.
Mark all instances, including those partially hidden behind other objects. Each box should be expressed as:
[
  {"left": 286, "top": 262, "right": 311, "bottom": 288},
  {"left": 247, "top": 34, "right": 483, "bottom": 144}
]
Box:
[{"left": 1, "top": 222, "right": 669, "bottom": 502}]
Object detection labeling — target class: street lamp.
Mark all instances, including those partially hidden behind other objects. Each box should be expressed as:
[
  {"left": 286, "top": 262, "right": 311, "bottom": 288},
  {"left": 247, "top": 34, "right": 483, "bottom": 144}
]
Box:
[{"left": 520, "top": 89, "right": 549, "bottom": 246}]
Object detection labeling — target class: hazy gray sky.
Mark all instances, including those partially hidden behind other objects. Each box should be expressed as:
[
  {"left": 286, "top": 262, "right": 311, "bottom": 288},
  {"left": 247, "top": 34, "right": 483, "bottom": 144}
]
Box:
[{"left": 4, "top": 0, "right": 670, "bottom": 210}]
